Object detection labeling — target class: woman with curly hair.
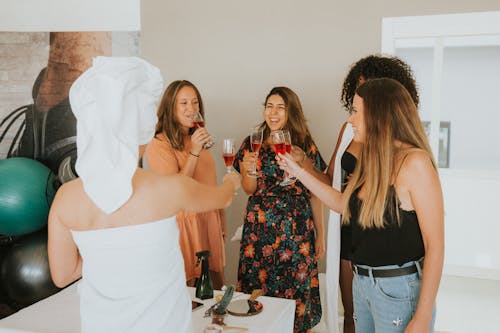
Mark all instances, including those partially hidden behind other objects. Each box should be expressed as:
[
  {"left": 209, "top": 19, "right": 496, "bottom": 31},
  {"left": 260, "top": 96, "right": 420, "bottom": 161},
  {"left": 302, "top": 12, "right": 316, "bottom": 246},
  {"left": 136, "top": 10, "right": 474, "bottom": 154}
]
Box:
[{"left": 295, "top": 55, "right": 420, "bottom": 333}]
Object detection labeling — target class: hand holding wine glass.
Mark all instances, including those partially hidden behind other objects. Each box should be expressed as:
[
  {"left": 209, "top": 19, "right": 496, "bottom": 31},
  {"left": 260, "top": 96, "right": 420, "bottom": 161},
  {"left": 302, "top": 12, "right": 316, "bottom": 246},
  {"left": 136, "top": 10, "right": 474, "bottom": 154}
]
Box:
[
  {"left": 222, "top": 139, "right": 240, "bottom": 196},
  {"left": 222, "top": 171, "right": 241, "bottom": 193},
  {"left": 276, "top": 150, "right": 303, "bottom": 178},
  {"left": 247, "top": 126, "right": 263, "bottom": 177},
  {"left": 281, "top": 130, "right": 297, "bottom": 185},
  {"left": 222, "top": 138, "right": 236, "bottom": 173},
  {"left": 193, "top": 111, "right": 215, "bottom": 149},
  {"left": 270, "top": 130, "right": 296, "bottom": 186}
]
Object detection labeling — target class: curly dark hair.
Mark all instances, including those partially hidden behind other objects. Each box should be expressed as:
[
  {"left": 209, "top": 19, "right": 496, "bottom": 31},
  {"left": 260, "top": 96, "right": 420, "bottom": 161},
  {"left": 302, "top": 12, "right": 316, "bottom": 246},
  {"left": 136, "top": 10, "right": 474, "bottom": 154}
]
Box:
[{"left": 340, "top": 54, "right": 419, "bottom": 111}]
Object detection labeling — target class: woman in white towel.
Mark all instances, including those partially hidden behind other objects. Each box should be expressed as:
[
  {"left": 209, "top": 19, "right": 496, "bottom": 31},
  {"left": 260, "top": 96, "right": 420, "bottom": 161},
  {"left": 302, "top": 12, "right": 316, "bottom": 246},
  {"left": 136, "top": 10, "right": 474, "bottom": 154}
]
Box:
[{"left": 47, "top": 57, "right": 240, "bottom": 333}]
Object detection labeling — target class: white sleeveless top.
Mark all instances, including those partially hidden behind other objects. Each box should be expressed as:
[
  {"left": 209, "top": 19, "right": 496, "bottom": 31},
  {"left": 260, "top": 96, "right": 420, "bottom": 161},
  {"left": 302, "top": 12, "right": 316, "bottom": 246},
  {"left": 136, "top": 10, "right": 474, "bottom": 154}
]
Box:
[
  {"left": 71, "top": 217, "right": 192, "bottom": 333},
  {"left": 325, "top": 123, "right": 354, "bottom": 333}
]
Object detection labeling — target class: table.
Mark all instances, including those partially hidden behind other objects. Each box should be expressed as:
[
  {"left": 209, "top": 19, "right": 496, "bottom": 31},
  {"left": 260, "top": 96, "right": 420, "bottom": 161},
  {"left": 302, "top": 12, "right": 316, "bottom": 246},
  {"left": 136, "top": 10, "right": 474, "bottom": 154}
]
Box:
[
  {"left": 0, "top": 281, "right": 295, "bottom": 333},
  {"left": 189, "top": 288, "right": 295, "bottom": 333}
]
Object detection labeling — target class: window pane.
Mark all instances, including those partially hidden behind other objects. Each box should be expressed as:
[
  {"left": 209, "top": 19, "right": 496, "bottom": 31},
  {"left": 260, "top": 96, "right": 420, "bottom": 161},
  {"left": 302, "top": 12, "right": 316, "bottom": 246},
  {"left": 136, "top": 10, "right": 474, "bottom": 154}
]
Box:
[
  {"left": 441, "top": 46, "right": 500, "bottom": 170},
  {"left": 396, "top": 46, "right": 500, "bottom": 170},
  {"left": 396, "top": 48, "right": 434, "bottom": 122}
]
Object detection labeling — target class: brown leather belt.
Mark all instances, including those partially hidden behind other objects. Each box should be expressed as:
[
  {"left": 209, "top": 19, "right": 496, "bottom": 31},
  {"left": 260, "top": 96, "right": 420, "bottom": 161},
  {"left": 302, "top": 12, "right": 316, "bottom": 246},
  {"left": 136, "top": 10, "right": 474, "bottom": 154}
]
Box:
[{"left": 352, "top": 258, "right": 423, "bottom": 278}]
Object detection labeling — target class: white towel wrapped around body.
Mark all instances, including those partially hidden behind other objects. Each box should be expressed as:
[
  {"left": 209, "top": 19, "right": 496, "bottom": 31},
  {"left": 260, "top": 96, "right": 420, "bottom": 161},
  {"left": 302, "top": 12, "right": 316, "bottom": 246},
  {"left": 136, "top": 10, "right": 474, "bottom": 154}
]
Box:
[{"left": 71, "top": 217, "right": 192, "bottom": 333}]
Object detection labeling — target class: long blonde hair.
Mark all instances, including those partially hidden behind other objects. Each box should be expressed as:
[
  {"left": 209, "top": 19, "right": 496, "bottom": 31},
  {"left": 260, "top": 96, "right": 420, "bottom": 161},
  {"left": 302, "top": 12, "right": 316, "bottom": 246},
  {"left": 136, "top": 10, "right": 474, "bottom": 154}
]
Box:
[{"left": 342, "top": 78, "right": 436, "bottom": 229}]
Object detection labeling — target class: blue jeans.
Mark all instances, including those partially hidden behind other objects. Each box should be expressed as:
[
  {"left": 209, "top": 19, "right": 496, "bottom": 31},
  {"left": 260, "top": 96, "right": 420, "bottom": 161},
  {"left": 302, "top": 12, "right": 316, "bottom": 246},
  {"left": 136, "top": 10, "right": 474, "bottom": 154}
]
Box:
[{"left": 352, "top": 260, "right": 436, "bottom": 333}]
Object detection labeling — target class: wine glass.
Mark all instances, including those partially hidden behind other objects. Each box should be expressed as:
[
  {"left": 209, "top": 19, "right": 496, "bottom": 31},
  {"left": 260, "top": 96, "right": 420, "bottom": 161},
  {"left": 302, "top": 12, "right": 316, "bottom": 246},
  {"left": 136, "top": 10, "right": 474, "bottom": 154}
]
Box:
[
  {"left": 247, "top": 126, "right": 263, "bottom": 177},
  {"left": 222, "top": 138, "right": 236, "bottom": 173},
  {"left": 281, "top": 130, "right": 297, "bottom": 185},
  {"left": 193, "top": 111, "right": 215, "bottom": 149},
  {"left": 270, "top": 130, "right": 296, "bottom": 186}
]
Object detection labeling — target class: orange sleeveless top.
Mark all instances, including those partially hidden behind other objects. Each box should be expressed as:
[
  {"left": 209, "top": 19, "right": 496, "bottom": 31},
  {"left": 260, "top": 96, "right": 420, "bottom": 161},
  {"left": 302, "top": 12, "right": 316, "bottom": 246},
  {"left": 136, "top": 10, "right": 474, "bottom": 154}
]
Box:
[{"left": 145, "top": 133, "right": 225, "bottom": 280}]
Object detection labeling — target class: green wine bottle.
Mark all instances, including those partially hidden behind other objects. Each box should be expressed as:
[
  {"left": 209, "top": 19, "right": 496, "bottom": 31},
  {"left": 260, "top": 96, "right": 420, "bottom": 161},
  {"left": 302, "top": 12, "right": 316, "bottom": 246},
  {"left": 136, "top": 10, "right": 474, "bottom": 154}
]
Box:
[{"left": 195, "top": 250, "right": 213, "bottom": 299}]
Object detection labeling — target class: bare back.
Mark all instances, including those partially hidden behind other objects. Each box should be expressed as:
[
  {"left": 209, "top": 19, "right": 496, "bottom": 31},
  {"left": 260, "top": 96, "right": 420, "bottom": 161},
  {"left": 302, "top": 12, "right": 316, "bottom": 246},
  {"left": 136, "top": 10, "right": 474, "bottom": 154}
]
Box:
[{"left": 53, "top": 168, "right": 186, "bottom": 231}]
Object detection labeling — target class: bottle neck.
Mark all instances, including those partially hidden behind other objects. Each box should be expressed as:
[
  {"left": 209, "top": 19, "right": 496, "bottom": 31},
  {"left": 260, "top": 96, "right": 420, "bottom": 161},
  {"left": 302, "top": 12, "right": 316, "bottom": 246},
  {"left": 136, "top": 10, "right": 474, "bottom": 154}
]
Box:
[{"left": 201, "top": 258, "right": 209, "bottom": 273}]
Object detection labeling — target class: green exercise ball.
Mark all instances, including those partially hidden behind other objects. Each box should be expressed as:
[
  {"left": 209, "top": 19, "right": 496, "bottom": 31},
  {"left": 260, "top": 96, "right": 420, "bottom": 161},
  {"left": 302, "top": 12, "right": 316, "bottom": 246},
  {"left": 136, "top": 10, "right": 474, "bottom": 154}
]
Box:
[{"left": 0, "top": 158, "right": 56, "bottom": 236}]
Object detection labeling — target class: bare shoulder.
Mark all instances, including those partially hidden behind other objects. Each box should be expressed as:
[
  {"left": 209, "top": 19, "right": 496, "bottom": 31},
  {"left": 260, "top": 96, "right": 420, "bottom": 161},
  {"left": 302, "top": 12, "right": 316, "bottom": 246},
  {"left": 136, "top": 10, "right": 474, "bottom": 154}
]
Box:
[
  {"left": 52, "top": 178, "right": 83, "bottom": 206},
  {"left": 328, "top": 122, "right": 350, "bottom": 169},
  {"left": 397, "top": 149, "right": 438, "bottom": 189},
  {"left": 338, "top": 121, "right": 348, "bottom": 137},
  {"left": 49, "top": 178, "right": 84, "bottom": 226},
  {"left": 148, "top": 133, "right": 171, "bottom": 150},
  {"left": 403, "top": 149, "right": 436, "bottom": 173}
]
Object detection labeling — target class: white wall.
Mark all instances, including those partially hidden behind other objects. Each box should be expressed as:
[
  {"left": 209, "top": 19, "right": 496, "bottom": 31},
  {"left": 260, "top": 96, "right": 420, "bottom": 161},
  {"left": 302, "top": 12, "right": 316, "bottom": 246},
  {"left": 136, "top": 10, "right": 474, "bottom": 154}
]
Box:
[
  {"left": 440, "top": 169, "right": 500, "bottom": 280},
  {"left": 141, "top": 0, "right": 348, "bottom": 280},
  {"left": 141, "top": 0, "right": 500, "bottom": 287}
]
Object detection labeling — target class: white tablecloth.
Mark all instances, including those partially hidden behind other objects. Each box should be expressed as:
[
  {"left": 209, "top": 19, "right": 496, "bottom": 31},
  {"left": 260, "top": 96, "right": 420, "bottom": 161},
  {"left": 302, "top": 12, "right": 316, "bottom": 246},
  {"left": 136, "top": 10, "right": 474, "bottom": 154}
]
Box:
[
  {"left": 0, "top": 281, "right": 295, "bottom": 333},
  {"left": 189, "top": 288, "right": 295, "bottom": 333}
]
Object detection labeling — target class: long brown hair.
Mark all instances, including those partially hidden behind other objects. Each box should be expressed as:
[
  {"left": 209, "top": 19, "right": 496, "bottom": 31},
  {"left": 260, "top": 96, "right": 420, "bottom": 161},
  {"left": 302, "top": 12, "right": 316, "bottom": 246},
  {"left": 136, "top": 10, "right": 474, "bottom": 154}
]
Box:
[
  {"left": 259, "top": 86, "right": 314, "bottom": 152},
  {"left": 342, "top": 78, "right": 435, "bottom": 229},
  {"left": 154, "top": 80, "right": 204, "bottom": 150}
]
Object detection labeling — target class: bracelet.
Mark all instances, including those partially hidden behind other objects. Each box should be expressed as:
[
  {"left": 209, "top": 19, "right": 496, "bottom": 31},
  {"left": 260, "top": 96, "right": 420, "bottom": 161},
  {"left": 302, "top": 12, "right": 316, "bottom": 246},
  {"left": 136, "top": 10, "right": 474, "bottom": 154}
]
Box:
[
  {"left": 189, "top": 151, "right": 200, "bottom": 158},
  {"left": 301, "top": 152, "right": 307, "bottom": 163}
]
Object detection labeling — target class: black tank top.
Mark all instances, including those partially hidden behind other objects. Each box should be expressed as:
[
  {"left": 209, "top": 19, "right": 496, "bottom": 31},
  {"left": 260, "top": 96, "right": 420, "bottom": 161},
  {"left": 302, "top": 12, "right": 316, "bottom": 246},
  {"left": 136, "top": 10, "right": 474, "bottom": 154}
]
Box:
[
  {"left": 349, "top": 186, "right": 425, "bottom": 267},
  {"left": 340, "top": 152, "right": 357, "bottom": 260},
  {"left": 341, "top": 151, "right": 357, "bottom": 191}
]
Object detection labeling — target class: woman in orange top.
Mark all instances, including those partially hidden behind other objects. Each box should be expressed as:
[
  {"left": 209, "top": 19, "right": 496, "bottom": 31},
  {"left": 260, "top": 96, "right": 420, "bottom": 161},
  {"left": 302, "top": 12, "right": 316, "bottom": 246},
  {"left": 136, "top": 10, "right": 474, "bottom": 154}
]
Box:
[{"left": 145, "top": 80, "right": 226, "bottom": 288}]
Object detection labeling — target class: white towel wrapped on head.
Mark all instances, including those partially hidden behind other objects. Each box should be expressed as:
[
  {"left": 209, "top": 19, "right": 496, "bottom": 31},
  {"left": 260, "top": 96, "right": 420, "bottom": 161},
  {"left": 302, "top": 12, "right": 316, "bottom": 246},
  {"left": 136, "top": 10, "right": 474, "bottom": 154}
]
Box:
[{"left": 69, "top": 56, "right": 163, "bottom": 214}]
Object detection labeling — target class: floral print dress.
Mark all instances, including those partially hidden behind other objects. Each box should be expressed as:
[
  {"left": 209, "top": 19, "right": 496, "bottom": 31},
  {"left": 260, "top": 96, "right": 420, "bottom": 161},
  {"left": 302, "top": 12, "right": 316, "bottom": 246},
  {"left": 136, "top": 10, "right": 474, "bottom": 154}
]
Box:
[{"left": 233, "top": 136, "right": 326, "bottom": 333}]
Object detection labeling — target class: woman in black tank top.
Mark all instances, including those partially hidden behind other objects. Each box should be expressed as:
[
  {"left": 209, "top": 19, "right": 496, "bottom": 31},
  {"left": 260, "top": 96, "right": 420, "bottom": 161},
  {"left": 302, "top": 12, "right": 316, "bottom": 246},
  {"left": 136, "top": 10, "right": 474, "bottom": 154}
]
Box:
[{"left": 277, "top": 78, "right": 444, "bottom": 333}]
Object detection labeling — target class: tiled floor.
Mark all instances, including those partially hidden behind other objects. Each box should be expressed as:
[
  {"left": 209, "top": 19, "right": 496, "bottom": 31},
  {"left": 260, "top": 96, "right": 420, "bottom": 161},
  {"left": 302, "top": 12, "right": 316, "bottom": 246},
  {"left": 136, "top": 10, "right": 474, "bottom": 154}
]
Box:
[
  {"left": 435, "top": 274, "right": 500, "bottom": 333},
  {"left": 314, "top": 273, "right": 500, "bottom": 333}
]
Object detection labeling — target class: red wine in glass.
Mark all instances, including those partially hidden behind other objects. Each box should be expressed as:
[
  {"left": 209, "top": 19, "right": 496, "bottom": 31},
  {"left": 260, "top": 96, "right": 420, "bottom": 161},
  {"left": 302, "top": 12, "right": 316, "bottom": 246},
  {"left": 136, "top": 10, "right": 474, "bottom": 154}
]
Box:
[
  {"left": 272, "top": 129, "right": 296, "bottom": 186},
  {"left": 193, "top": 111, "right": 214, "bottom": 148},
  {"left": 274, "top": 142, "right": 286, "bottom": 155},
  {"left": 222, "top": 138, "right": 236, "bottom": 173},
  {"left": 251, "top": 141, "right": 262, "bottom": 152},
  {"left": 193, "top": 120, "right": 205, "bottom": 129},
  {"left": 248, "top": 126, "right": 263, "bottom": 177},
  {"left": 223, "top": 154, "right": 235, "bottom": 168}
]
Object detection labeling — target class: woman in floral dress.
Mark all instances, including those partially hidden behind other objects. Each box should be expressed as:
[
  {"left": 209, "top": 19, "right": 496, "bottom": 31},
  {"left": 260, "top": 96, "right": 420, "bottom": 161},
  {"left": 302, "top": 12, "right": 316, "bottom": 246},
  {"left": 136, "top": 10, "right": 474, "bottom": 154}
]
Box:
[{"left": 233, "top": 86, "right": 327, "bottom": 333}]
